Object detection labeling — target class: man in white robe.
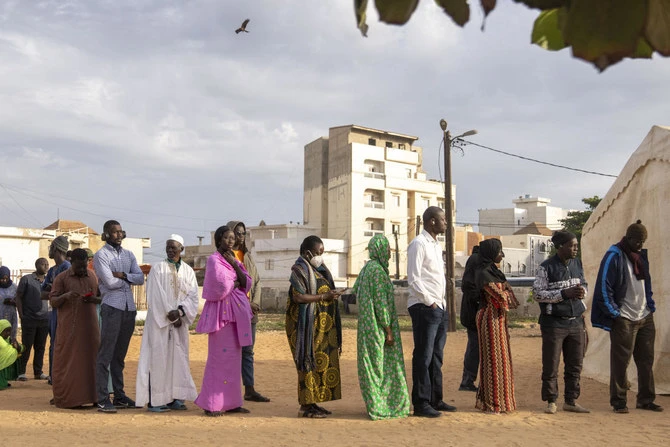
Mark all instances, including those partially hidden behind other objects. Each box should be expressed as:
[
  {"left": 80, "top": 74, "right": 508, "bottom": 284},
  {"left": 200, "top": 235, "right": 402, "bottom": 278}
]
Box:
[{"left": 136, "top": 234, "right": 199, "bottom": 412}]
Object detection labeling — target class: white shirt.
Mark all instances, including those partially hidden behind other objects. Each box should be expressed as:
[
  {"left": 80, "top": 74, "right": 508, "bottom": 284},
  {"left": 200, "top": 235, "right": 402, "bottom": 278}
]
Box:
[
  {"left": 619, "top": 257, "right": 650, "bottom": 321},
  {"left": 407, "top": 230, "right": 446, "bottom": 309}
]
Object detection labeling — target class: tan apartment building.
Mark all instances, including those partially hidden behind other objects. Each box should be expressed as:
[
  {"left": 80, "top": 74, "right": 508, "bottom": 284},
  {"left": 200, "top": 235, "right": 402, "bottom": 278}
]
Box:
[{"left": 303, "top": 124, "right": 452, "bottom": 286}]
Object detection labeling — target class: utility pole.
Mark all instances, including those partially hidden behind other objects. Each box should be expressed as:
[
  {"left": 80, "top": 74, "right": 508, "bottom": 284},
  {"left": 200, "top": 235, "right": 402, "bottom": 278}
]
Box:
[
  {"left": 440, "top": 119, "right": 477, "bottom": 333},
  {"left": 393, "top": 225, "right": 400, "bottom": 280}
]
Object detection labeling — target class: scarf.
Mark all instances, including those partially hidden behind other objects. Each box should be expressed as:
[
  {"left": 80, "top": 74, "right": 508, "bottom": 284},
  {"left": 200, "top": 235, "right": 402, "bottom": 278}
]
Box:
[
  {"left": 616, "top": 237, "right": 649, "bottom": 281},
  {"left": 0, "top": 266, "right": 12, "bottom": 288},
  {"left": 475, "top": 239, "right": 507, "bottom": 292}
]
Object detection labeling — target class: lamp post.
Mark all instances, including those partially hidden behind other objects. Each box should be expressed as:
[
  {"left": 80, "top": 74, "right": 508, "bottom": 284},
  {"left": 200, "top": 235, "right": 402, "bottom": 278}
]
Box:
[{"left": 440, "top": 119, "right": 477, "bottom": 332}]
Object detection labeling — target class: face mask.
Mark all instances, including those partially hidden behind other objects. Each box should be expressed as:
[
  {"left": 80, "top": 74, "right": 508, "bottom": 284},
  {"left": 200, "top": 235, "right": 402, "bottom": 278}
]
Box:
[{"left": 309, "top": 255, "right": 324, "bottom": 268}]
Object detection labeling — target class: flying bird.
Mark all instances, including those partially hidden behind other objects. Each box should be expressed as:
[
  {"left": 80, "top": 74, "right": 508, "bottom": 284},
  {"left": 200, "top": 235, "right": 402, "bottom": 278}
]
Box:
[{"left": 235, "top": 19, "right": 250, "bottom": 34}]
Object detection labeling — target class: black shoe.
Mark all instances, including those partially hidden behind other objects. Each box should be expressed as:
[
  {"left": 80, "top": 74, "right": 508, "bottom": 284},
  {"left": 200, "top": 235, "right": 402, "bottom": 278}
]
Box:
[
  {"left": 636, "top": 402, "right": 664, "bottom": 412},
  {"left": 433, "top": 401, "right": 458, "bottom": 412},
  {"left": 414, "top": 406, "right": 442, "bottom": 418},
  {"left": 113, "top": 395, "right": 138, "bottom": 409},
  {"left": 97, "top": 398, "right": 118, "bottom": 413},
  {"left": 458, "top": 384, "right": 478, "bottom": 392}
]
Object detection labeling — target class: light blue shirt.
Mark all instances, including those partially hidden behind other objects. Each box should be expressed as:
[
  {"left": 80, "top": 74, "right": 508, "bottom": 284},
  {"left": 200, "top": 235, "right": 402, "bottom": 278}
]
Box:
[{"left": 93, "top": 243, "right": 144, "bottom": 312}]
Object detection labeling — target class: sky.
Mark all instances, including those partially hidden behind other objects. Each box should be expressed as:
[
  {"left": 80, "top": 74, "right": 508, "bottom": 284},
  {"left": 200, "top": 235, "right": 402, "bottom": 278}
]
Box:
[{"left": 1, "top": 1, "right": 668, "bottom": 263}]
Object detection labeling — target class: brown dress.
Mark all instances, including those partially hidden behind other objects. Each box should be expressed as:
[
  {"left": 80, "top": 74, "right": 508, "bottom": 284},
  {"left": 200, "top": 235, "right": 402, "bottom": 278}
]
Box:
[{"left": 50, "top": 269, "right": 100, "bottom": 408}]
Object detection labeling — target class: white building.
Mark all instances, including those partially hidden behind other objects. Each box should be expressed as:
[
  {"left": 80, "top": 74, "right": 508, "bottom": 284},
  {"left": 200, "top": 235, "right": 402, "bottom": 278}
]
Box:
[
  {"left": 478, "top": 195, "right": 573, "bottom": 236},
  {"left": 304, "top": 124, "right": 450, "bottom": 285}
]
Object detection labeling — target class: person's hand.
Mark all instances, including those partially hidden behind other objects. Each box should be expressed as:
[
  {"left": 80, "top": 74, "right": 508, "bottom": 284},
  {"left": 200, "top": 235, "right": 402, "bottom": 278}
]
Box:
[
  {"left": 430, "top": 303, "right": 437, "bottom": 309},
  {"left": 323, "top": 290, "right": 340, "bottom": 301},
  {"left": 233, "top": 280, "right": 241, "bottom": 289},
  {"left": 250, "top": 302, "right": 261, "bottom": 314},
  {"left": 384, "top": 332, "right": 394, "bottom": 346},
  {"left": 11, "top": 340, "right": 20, "bottom": 351},
  {"left": 563, "top": 286, "right": 584, "bottom": 300},
  {"left": 222, "top": 251, "right": 237, "bottom": 266},
  {"left": 112, "top": 271, "right": 125, "bottom": 279},
  {"left": 167, "top": 309, "right": 180, "bottom": 322},
  {"left": 172, "top": 318, "right": 182, "bottom": 328},
  {"left": 82, "top": 292, "right": 95, "bottom": 303}
]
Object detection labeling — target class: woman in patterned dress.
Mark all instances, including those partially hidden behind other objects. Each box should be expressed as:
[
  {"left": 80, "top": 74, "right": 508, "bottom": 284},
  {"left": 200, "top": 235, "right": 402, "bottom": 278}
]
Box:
[
  {"left": 475, "top": 238, "right": 519, "bottom": 414},
  {"left": 286, "top": 236, "right": 342, "bottom": 418},
  {"left": 354, "top": 234, "right": 410, "bottom": 420}
]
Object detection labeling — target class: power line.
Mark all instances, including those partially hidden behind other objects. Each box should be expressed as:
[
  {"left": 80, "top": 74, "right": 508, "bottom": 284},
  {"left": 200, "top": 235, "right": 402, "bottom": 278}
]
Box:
[{"left": 459, "top": 139, "right": 618, "bottom": 178}]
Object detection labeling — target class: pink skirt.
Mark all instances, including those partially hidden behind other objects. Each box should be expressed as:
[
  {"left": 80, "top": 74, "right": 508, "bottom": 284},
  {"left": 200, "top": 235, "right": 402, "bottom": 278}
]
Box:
[{"left": 194, "top": 322, "right": 243, "bottom": 412}]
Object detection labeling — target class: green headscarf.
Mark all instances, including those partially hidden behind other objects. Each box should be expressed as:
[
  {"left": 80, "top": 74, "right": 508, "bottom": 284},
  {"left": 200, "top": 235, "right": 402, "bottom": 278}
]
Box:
[
  {"left": 367, "top": 234, "right": 391, "bottom": 273},
  {"left": 0, "top": 319, "right": 19, "bottom": 370}
]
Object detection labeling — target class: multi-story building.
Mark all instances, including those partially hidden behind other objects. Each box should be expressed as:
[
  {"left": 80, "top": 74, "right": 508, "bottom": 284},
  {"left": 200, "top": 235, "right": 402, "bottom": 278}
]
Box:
[
  {"left": 478, "top": 195, "right": 573, "bottom": 236},
  {"left": 303, "top": 124, "right": 450, "bottom": 286}
]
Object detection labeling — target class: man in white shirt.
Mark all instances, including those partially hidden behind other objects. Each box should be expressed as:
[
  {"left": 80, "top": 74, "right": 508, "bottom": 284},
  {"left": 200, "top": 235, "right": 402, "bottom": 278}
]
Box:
[{"left": 407, "top": 206, "right": 457, "bottom": 417}]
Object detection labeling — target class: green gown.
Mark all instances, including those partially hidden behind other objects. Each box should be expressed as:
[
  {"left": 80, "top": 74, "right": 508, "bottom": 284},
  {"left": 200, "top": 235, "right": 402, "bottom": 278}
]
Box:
[{"left": 354, "top": 235, "right": 410, "bottom": 420}]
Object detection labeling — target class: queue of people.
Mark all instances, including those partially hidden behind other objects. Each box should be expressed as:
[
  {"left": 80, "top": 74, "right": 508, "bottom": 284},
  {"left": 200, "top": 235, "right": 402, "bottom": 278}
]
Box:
[{"left": 0, "top": 211, "right": 664, "bottom": 419}]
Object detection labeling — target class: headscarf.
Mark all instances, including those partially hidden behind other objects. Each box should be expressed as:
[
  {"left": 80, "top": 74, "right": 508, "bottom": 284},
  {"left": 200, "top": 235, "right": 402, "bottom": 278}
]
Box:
[
  {"left": 368, "top": 234, "right": 390, "bottom": 273},
  {"left": 0, "top": 319, "right": 10, "bottom": 336},
  {"left": 226, "top": 220, "right": 247, "bottom": 253},
  {"left": 617, "top": 220, "right": 649, "bottom": 280},
  {"left": 475, "top": 238, "right": 507, "bottom": 292},
  {"left": 0, "top": 266, "right": 12, "bottom": 288}
]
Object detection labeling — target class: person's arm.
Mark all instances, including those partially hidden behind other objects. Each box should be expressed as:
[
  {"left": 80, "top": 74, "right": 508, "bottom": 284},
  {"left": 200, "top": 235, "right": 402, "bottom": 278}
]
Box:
[
  {"left": 532, "top": 265, "right": 564, "bottom": 303},
  {"left": 291, "top": 289, "right": 340, "bottom": 304},
  {"left": 407, "top": 240, "right": 434, "bottom": 307},
  {"left": 247, "top": 256, "right": 262, "bottom": 312},
  {"left": 223, "top": 251, "right": 247, "bottom": 290},
  {"left": 594, "top": 252, "right": 621, "bottom": 319},
  {"left": 126, "top": 252, "right": 145, "bottom": 285},
  {"left": 49, "top": 273, "right": 78, "bottom": 308},
  {"left": 15, "top": 277, "right": 26, "bottom": 320},
  {"left": 94, "top": 251, "right": 125, "bottom": 290}
]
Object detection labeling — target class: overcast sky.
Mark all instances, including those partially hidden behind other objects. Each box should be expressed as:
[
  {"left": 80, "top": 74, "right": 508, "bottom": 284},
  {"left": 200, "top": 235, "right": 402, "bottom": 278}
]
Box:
[{"left": 1, "top": 1, "right": 668, "bottom": 263}]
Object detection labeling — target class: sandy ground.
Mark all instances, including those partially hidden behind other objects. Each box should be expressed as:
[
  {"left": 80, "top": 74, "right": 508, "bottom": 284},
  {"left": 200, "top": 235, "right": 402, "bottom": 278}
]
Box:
[{"left": 1, "top": 324, "right": 668, "bottom": 447}]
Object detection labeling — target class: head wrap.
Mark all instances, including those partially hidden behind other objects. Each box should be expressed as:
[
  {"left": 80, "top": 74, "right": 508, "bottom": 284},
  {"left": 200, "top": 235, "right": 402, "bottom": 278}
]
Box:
[
  {"left": 475, "top": 238, "right": 507, "bottom": 291},
  {"left": 625, "top": 220, "right": 647, "bottom": 241},
  {"left": 0, "top": 266, "right": 11, "bottom": 288},
  {"left": 367, "top": 234, "right": 390, "bottom": 273},
  {"left": 0, "top": 319, "right": 10, "bottom": 334},
  {"left": 84, "top": 248, "right": 95, "bottom": 259},
  {"left": 551, "top": 230, "right": 576, "bottom": 248},
  {"left": 51, "top": 235, "right": 69, "bottom": 253},
  {"left": 168, "top": 234, "right": 184, "bottom": 246}
]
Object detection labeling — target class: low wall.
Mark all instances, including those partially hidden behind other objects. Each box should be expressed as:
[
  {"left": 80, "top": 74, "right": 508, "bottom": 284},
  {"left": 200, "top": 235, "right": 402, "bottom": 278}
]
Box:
[{"left": 260, "top": 285, "right": 541, "bottom": 318}]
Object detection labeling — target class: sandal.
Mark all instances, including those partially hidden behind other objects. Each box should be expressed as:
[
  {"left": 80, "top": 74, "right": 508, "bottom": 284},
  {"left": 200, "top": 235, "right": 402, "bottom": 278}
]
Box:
[
  {"left": 244, "top": 391, "right": 271, "bottom": 402},
  {"left": 225, "top": 406, "right": 250, "bottom": 414},
  {"left": 166, "top": 399, "right": 187, "bottom": 411},
  {"left": 148, "top": 405, "right": 171, "bottom": 413},
  {"left": 204, "top": 410, "right": 224, "bottom": 417},
  {"left": 314, "top": 405, "right": 332, "bottom": 415},
  {"left": 300, "top": 407, "right": 326, "bottom": 418}
]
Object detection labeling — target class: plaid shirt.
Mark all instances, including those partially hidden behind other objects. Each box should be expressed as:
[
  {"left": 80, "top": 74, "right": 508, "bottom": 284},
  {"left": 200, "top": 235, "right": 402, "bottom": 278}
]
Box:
[{"left": 93, "top": 243, "right": 144, "bottom": 311}]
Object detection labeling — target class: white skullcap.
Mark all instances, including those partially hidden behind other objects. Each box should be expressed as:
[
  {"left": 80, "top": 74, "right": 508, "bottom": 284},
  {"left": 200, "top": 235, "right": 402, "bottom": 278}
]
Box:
[{"left": 168, "top": 234, "right": 184, "bottom": 246}]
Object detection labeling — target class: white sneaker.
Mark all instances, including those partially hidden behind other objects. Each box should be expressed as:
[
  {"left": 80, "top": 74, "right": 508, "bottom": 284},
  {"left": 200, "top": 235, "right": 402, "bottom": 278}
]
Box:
[
  {"left": 17, "top": 374, "right": 28, "bottom": 382},
  {"left": 563, "top": 402, "right": 590, "bottom": 413},
  {"left": 545, "top": 402, "right": 557, "bottom": 414}
]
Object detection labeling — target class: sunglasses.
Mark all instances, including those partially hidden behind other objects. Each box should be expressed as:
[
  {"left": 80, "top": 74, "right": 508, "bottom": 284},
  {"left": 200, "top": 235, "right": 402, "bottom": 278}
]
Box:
[{"left": 235, "top": 231, "right": 247, "bottom": 236}]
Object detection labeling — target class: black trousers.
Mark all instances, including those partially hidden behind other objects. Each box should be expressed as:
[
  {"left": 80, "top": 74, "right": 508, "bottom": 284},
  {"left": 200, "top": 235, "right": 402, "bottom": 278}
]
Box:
[
  {"left": 96, "top": 304, "right": 136, "bottom": 402},
  {"left": 409, "top": 304, "right": 448, "bottom": 410},
  {"left": 19, "top": 323, "right": 49, "bottom": 376},
  {"left": 460, "top": 327, "right": 479, "bottom": 387},
  {"left": 540, "top": 321, "right": 585, "bottom": 404},
  {"left": 609, "top": 314, "right": 655, "bottom": 408}
]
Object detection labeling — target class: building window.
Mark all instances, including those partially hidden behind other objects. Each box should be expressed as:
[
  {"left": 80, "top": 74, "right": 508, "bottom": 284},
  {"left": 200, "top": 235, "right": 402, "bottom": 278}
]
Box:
[
  {"left": 385, "top": 141, "right": 393, "bottom": 148},
  {"left": 398, "top": 143, "right": 406, "bottom": 149},
  {"left": 422, "top": 198, "right": 430, "bottom": 208},
  {"left": 392, "top": 195, "right": 400, "bottom": 207},
  {"left": 368, "top": 138, "right": 376, "bottom": 146},
  {"left": 406, "top": 168, "right": 412, "bottom": 178},
  {"left": 265, "top": 259, "right": 274, "bottom": 270}
]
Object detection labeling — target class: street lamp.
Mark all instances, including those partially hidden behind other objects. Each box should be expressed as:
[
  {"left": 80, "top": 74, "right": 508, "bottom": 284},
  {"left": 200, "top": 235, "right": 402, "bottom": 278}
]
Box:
[{"left": 440, "top": 119, "right": 477, "bottom": 332}]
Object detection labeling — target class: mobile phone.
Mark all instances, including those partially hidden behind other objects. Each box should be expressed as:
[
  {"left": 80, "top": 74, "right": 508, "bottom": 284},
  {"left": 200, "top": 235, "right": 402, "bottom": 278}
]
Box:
[{"left": 83, "top": 292, "right": 94, "bottom": 298}]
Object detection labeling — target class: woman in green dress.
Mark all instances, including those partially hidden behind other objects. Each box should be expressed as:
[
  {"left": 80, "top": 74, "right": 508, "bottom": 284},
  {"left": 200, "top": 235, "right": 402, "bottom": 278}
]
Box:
[
  {"left": 0, "top": 319, "right": 24, "bottom": 390},
  {"left": 354, "top": 234, "right": 410, "bottom": 420},
  {"left": 286, "top": 236, "right": 342, "bottom": 418}
]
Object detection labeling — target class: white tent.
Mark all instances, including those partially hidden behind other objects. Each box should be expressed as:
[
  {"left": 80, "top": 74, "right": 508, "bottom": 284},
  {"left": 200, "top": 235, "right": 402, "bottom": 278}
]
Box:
[{"left": 582, "top": 125, "right": 670, "bottom": 394}]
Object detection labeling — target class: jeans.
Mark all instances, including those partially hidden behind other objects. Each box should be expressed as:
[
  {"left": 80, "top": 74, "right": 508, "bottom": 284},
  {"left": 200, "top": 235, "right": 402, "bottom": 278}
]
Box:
[
  {"left": 409, "top": 303, "right": 448, "bottom": 410},
  {"left": 96, "top": 304, "right": 136, "bottom": 402},
  {"left": 609, "top": 314, "right": 656, "bottom": 408},
  {"left": 460, "top": 327, "right": 479, "bottom": 387},
  {"left": 241, "top": 322, "right": 257, "bottom": 387},
  {"left": 540, "top": 321, "right": 585, "bottom": 403},
  {"left": 19, "top": 323, "right": 49, "bottom": 377}
]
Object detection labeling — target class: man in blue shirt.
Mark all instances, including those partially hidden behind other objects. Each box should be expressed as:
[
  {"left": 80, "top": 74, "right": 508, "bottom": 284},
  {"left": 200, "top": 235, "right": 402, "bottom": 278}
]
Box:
[{"left": 94, "top": 220, "right": 145, "bottom": 413}]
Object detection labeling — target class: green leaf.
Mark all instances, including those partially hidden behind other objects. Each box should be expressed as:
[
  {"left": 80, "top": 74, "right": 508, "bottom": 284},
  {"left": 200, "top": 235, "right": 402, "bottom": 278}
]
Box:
[
  {"left": 355, "top": 0, "right": 370, "bottom": 37},
  {"left": 632, "top": 37, "right": 654, "bottom": 59},
  {"left": 645, "top": 0, "right": 670, "bottom": 56},
  {"left": 374, "top": 0, "right": 420, "bottom": 25},
  {"left": 513, "top": 0, "right": 565, "bottom": 10},
  {"left": 435, "top": 0, "right": 470, "bottom": 27},
  {"left": 531, "top": 8, "right": 567, "bottom": 50},
  {"left": 563, "top": 0, "right": 648, "bottom": 71}
]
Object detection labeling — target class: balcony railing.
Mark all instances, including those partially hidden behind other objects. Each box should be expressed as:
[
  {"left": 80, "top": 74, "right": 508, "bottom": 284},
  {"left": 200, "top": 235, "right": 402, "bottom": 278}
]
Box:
[
  {"left": 363, "top": 201, "right": 384, "bottom": 209},
  {"left": 364, "top": 172, "right": 385, "bottom": 180},
  {"left": 363, "top": 229, "right": 384, "bottom": 237}
]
